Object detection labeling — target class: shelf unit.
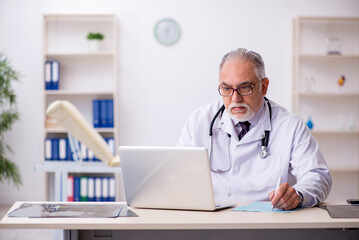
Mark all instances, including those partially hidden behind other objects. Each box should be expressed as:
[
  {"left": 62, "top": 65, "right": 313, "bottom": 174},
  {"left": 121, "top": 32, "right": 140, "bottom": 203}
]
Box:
[
  {"left": 293, "top": 17, "right": 359, "bottom": 200},
  {"left": 39, "top": 14, "right": 119, "bottom": 202}
]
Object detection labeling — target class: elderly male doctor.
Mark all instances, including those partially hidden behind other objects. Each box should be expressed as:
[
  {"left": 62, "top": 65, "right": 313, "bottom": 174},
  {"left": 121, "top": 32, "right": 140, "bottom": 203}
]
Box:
[{"left": 178, "top": 48, "right": 331, "bottom": 210}]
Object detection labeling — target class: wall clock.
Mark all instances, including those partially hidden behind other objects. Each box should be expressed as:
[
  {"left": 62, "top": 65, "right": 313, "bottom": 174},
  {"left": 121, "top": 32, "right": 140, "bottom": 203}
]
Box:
[{"left": 154, "top": 18, "right": 181, "bottom": 46}]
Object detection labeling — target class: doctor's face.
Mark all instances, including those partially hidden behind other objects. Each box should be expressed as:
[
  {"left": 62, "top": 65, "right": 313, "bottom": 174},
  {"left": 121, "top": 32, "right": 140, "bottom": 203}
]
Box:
[{"left": 219, "top": 61, "right": 269, "bottom": 121}]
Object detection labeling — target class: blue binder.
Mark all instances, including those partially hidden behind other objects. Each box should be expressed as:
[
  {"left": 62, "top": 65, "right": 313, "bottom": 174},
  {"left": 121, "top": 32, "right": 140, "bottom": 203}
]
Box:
[
  {"left": 74, "top": 176, "right": 81, "bottom": 202},
  {"left": 93, "top": 99, "right": 100, "bottom": 128},
  {"left": 51, "top": 61, "right": 60, "bottom": 90},
  {"left": 109, "top": 177, "right": 115, "bottom": 202},
  {"left": 101, "top": 177, "right": 108, "bottom": 202},
  {"left": 87, "top": 177, "right": 96, "bottom": 201},
  {"left": 44, "top": 61, "right": 52, "bottom": 90},
  {"left": 100, "top": 100, "right": 107, "bottom": 127},
  {"left": 107, "top": 99, "right": 114, "bottom": 128},
  {"left": 95, "top": 177, "right": 102, "bottom": 202},
  {"left": 79, "top": 142, "right": 88, "bottom": 162},
  {"left": 52, "top": 138, "right": 59, "bottom": 161},
  {"left": 58, "top": 138, "right": 67, "bottom": 161},
  {"left": 66, "top": 138, "right": 73, "bottom": 161},
  {"left": 44, "top": 138, "right": 52, "bottom": 161}
]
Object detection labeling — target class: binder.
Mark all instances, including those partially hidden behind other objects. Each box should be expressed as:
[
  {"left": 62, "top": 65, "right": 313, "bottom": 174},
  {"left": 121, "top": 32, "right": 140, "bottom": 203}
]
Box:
[
  {"left": 93, "top": 99, "right": 100, "bottom": 128},
  {"left": 58, "top": 138, "right": 67, "bottom": 161},
  {"left": 107, "top": 99, "right": 114, "bottom": 128},
  {"left": 80, "top": 142, "right": 88, "bottom": 161},
  {"left": 87, "top": 149, "right": 94, "bottom": 162},
  {"left": 67, "top": 176, "right": 74, "bottom": 201},
  {"left": 67, "top": 133, "right": 82, "bottom": 162},
  {"left": 52, "top": 138, "right": 59, "bottom": 161},
  {"left": 88, "top": 177, "right": 95, "bottom": 202},
  {"left": 44, "top": 138, "right": 52, "bottom": 161},
  {"left": 107, "top": 138, "right": 115, "bottom": 155},
  {"left": 80, "top": 176, "right": 88, "bottom": 201},
  {"left": 109, "top": 177, "right": 115, "bottom": 202},
  {"left": 66, "top": 138, "right": 73, "bottom": 161},
  {"left": 102, "top": 177, "right": 109, "bottom": 202},
  {"left": 95, "top": 177, "right": 102, "bottom": 202},
  {"left": 51, "top": 61, "right": 60, "bottom": 90},
  {"left": 74, "top": 176, "right": 81, "bottom": 202},
  {"left": 100, "top": 99, "right": 107, "bottom": 127},
  {"left": 44, "top": 61, "right": 52, "bottom": 90}
]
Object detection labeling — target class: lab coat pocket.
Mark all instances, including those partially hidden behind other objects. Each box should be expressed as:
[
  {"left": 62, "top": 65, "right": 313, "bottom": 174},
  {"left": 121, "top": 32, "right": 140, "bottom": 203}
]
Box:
[
  {"left": 249, "top": 154, "right": 282, "bottom": 189},
  {"left": 210, "top": 130, "right": 231, "bottom": 172}
]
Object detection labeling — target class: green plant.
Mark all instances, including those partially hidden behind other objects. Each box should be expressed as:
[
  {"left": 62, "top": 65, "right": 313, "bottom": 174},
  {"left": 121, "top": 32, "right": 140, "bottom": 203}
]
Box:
[
  {"left": 87, "top": 32, "right": 105, "bottom": 41},
  {"left": 0, "top": 53, "right": 22, "bottom": 187}
]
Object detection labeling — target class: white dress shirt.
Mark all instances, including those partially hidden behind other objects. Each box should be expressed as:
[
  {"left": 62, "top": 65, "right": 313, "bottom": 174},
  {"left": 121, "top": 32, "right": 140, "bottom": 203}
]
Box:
[{"left": 178, "top": 98, "right": 332, "bottom": 207}]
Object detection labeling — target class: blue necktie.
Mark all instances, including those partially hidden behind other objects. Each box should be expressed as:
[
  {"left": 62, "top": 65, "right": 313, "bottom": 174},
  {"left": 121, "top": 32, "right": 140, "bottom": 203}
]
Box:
[{"left": 238, "top": 121, "right": 250, "bottom": 141}]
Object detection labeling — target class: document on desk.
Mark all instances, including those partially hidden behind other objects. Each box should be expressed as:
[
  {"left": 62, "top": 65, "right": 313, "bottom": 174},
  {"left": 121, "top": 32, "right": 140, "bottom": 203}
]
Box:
[
  {"left": 322, "top": 205, "right": 359, "bottom": 218},
  {"left": 7, "top": 203, "right": 138, "bottom": 218},
  {"left": 232, "top": 202, "right": 298, "bottom": 213}
]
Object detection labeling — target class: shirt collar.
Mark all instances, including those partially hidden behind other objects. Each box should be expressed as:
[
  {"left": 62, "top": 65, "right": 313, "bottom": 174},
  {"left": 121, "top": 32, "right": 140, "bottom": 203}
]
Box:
[{"left": 217, "top": 98, "right": 272, "bottom": 143}]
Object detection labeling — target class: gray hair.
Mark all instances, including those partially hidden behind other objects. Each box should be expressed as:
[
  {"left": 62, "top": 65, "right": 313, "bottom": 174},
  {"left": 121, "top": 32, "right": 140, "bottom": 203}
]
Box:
[{"left": 219, "top": 48, "right": 266, "bottom": 80}]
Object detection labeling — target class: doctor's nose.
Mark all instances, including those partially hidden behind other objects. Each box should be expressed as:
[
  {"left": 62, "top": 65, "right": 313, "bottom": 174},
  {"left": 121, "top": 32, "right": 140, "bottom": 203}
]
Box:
[{"left": 232, "top": 90, "right": 243, "bottom": 102}]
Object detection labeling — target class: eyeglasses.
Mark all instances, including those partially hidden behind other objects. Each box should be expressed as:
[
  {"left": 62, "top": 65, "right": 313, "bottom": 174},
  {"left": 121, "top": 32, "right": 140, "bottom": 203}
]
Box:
[{"left": 218, "top": 81, "right": 259, "bottom": 97}]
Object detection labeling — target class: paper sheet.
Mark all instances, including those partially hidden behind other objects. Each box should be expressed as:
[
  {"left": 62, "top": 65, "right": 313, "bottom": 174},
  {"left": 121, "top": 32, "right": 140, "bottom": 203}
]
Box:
[
  {"left": 8, "top": 203, "right": 137, "bottom": 218},
  {"left": 232, "top": 201, "right": 298, "bottom": 213}
]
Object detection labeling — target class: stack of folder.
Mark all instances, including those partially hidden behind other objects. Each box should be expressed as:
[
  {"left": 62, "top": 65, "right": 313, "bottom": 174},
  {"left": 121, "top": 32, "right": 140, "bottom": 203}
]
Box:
[
  {"left": 45, "top": 137, "right": 115, "bottom": 161},
  {"left": 67, "top": 175, "right": 116, "bottom": 202},
  {"left": 93, "top": 99, "right": 114, "bottom": 128},
  {"left": 44, "top": 60, "right": 60, "bottom": 90}
]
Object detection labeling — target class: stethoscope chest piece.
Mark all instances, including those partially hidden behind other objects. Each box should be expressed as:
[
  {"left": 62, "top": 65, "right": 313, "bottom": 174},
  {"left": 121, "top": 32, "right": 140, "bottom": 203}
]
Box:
[{"left": 259, "top": 146, "right": 269, "bottom": 158}]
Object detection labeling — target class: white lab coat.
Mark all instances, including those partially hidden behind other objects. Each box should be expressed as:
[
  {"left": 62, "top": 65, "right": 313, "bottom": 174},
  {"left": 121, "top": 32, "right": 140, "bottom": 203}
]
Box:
[{"left": 178, "top": 99, "right": 332, "bottom": 207}]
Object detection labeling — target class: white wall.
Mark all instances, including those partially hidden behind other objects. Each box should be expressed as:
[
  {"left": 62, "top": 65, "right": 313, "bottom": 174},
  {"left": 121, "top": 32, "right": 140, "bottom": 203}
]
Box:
[{"left": 0, "top": 0, "right": 358, "bottom": 204}]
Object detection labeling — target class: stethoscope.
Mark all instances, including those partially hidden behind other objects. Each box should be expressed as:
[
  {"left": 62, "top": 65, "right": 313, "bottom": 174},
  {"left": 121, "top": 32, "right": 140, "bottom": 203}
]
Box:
[{"left": 208, "top": 97, "right": 272, "bottom": 173}]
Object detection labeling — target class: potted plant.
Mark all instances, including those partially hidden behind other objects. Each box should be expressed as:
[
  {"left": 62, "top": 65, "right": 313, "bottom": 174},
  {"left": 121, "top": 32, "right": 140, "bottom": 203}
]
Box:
[
  {"left": 86, "top": 32, "right": 105, "bottom": 52},
  {"left": 0, "top": 53, "right": 22, "bottom": 187}
]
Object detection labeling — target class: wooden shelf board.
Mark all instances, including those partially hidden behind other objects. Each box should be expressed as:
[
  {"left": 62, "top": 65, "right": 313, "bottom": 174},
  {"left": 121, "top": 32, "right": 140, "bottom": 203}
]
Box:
[
  {"left": 35, "top": 161, "right": 121, "bottom": 173},
  {"left": 297, "top": 16, "right": 359, "bottom": 21},
  {"left": 299, "top": 93, "right": 359, "bottom": 97},
  {"left": 45, "top": 52, "right": 114, "bottom": 57},
  {"left": 45, "top": 127, "right": 116, "bottom": 133},
  {"left": 44, "top": 90, "right": 114, "bottom": 95},
  {"left": 44, "top": 14, "right": 115, "bottom": 19},
  {"left": 297, "top": 55, "right": 359, "bottom": 59},
  {"left": 311, "top": 130, "right": 359, "bottom": 135}
]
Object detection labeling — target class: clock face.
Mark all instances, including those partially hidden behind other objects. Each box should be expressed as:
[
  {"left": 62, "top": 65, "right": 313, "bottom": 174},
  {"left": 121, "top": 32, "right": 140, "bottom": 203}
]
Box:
[{"left": 154, "top": 18, "right": 181, "bottom": 46}]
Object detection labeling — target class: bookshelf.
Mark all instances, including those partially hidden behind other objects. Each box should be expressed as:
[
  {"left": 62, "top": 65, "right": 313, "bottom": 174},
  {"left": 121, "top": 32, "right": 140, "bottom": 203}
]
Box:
[
  {"left": 39, "top": 14, "right": 119, "bottom": 202},
  {"left": 293, "top": 17, "right": 359, "bottom": 200}
]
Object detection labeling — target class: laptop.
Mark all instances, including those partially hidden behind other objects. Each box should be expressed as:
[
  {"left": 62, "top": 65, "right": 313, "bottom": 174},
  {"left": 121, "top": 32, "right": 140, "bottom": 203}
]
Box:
[{"left": 119, "top": 146, "right": 234, "bottom": 211}]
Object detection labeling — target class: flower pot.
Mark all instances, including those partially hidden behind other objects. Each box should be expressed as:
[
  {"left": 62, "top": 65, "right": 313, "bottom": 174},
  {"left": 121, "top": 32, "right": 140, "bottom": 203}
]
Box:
[{"left": 88, "top": 39, "right": 101, "bottom": 52}]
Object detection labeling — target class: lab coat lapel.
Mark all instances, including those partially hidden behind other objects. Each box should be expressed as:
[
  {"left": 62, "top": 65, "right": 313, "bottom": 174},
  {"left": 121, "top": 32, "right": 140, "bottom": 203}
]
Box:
[{"left": 216, "top": 110, "right": 237, "bottom": 138}]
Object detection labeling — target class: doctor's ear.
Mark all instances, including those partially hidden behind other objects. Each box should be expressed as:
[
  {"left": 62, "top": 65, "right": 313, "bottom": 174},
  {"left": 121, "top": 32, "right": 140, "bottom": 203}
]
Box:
[{"left": 261, "top": 78, "right": 269, "bottom": 95}]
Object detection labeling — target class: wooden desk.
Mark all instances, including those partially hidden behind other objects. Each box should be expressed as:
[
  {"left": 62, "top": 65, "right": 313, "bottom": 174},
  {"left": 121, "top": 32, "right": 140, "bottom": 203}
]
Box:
[{"left": 1, "top": 201, "right": 358, "bottom": 240}]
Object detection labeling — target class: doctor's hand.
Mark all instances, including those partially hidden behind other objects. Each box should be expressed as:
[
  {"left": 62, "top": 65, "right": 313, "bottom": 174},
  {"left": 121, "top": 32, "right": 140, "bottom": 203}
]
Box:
[{"left": 268, "top": 183, "right": 300, "bottom": 211}]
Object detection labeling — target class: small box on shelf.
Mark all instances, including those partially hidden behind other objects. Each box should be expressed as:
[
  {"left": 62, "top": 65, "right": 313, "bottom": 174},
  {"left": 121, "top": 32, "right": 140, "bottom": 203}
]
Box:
[{"left": 325, "top": 37, "right": 341, "bottom": 55}]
